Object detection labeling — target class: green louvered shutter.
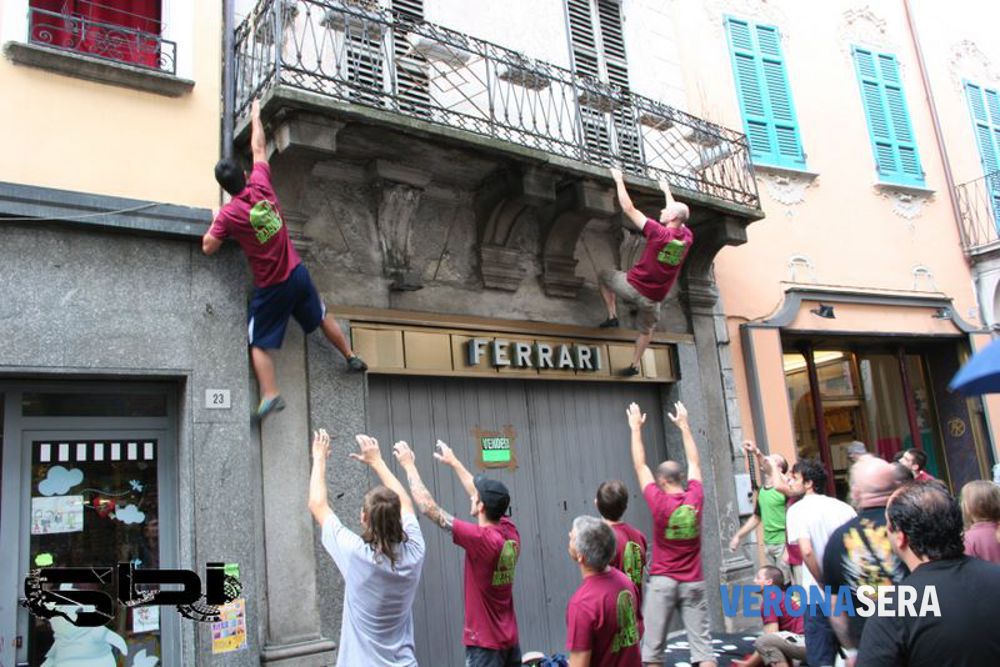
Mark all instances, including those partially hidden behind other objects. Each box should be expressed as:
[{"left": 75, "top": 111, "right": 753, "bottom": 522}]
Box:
[
  {"left": 725, "top": 17, "right": 805, "bottom": 168},
  {"left": 965, "top": 82, "right": 1000, "bottom": 229},
  {"left": 852, "top": 47, "right": 925, "bottom": 186}
]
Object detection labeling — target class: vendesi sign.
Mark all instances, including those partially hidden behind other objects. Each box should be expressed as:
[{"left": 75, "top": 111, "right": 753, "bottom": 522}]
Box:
[
  {"left": 467, "top": 338, "right": 603, "bottom": 372},
  {"left": 481, "top": 436, "right": 512, "bottom": 464}
]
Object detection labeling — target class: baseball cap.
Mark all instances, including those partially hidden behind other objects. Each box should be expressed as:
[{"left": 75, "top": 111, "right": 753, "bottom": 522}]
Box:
[{"left": 473, "top": 475, "right": 511, "bottom": 516}]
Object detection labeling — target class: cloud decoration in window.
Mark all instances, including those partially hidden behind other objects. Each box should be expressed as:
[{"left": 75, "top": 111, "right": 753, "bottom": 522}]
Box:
[
  {"left": 114, "top": 504, "right": 147, "bottom": 525},
  {"left": 38, "top": 466, "right": 84, "bottom": 496}
]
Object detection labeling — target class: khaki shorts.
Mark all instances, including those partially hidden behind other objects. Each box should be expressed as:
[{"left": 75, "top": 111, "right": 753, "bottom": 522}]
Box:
[
  {"left": 755, "top": 631, "right": 807, "bottom": 665},
  {"left": 641, "top": 576, "right": 714, "bottom": 665},
  {"left": 599, "top": 270, "right": 661, "bottom": 334},
  {"left": 764, "top": 542, "right": 792, "bottom": 586}
]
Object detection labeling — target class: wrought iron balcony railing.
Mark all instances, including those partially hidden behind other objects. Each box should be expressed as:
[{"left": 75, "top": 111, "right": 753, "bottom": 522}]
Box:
[
  {"left": 956, "top": 170, "right": 1000, "bottom": 253},
  {"left": 234, "top": 0, "right": 760, "bottom": 209},
  {"left": 28, "top": 0, "right": 176, "bottom": 74}
]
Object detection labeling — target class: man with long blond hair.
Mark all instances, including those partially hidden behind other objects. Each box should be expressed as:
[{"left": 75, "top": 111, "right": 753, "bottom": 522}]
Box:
[{"left": 308, "top": 429, "right": 425, "bottom": 666}]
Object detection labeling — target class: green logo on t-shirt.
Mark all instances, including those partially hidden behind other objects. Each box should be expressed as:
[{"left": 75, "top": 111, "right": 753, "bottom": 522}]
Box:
[
  {"left": 611, "top": 589, "right": 639, "bottom": 653},
  {"left": 656, "top": 239, "right": 687, "bottom": 266},
  {"left": 492, "top": 540, "right": 519, "bottom": 586},
  {"left": 622, "top": 541, "right": 644, "bottom": 587},
  {"left": 664, "top": 504, "right": 699, "bottom": 540},
  {"left": 250, "top": 200, "right": 283, "bottom": 244}
]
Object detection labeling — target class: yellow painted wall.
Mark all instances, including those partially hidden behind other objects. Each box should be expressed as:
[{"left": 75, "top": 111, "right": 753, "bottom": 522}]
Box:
[
  {"left": 0, "top": 3, "right": 221, "bottom": 208},
  {"left": 668, "top": 0, "right": 1000, "bottom": 459}
]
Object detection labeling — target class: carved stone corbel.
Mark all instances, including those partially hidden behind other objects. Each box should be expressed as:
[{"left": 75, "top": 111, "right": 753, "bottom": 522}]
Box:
[
  {"left": 367, "top": 160, "right": 431, "bottom": 291},
  {"left": 474, "top": 167, "right": 557, "bottom": 291},
  {"left": 681, "top": 214, "right": 750, "bottom": 314},
  {"left": 541, "top": 180, "right": 616, "bottom": 298}
]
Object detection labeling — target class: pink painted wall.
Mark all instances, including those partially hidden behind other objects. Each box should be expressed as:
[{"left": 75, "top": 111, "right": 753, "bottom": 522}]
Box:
[{"left": 666, "top": 0, "right": 1000, "bottom": 461}]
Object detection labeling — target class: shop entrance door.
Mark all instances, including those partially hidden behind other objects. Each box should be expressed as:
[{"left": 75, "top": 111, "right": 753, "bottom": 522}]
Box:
[
  {"left": 368, "top": 375, "right": 669, "bottom": 665},
  {"left": 0, "top": 384, "right": 179, "bottom": 667}
]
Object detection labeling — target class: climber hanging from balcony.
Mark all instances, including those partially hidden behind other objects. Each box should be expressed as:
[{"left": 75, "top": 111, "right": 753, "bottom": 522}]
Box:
[
  {"left": 202, "top": 98, "right": 368, "bottom": 423},
  {"left": 599, "top": 167, "right": 692, "bottom": 377}
]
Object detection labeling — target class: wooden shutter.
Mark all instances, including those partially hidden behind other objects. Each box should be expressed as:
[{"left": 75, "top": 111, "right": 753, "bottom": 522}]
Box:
[
  {"left": 966, "top": 82, "right": 1000, "bottom": 228},
  {"left": 725, "top": 17, "right": 805, "bottom": 168},
  {"left": 852, "top": 47, "right": 925, "bottom": 186}
]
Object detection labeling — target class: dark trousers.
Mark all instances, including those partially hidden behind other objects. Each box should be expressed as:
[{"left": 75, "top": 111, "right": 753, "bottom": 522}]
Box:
[
  {"left": 465, "top": 644, "right": 522, "bottom": 667},
  {"left": 805, "top": 610, "right": 839, "bottom": 667}
]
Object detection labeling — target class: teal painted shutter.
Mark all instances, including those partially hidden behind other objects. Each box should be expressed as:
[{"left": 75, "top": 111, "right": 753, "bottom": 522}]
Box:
[
  {"left": 852, "top": 47, "right": 925, "bottom": 186},
  {"left": 725, "top": 17, "right": 805, "bottom": 168},
  {"left": 965, "top": 82, "right": 1000, "bottom": 228}
]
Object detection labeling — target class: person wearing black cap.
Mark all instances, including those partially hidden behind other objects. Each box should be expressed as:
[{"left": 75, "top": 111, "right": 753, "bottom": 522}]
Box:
[{"left": 396, "top": 440, "right": 522, "bottom": 667}]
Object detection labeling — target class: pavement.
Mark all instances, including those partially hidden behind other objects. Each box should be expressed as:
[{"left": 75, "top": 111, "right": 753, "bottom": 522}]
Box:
[{"left": 656, "top": 631, "right": 759, "bottom": 666}]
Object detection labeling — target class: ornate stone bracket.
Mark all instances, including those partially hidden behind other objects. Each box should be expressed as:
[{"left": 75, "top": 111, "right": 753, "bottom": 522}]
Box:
[
  {"left": 948, "top": 39, "right": 1000, "bottom": 93},
  {"left": 474, "top": 167, "right": 557, "bottom": 291},
  {"left": 367, "top": 160, "right": 431, "bottom": 291},
  {"left": 681, "top": 214, "right": 750, "bottom": 315},
  {"left": 754, "top": 165, "right": 819, "bottom": 206},
  {"left": 873, "top": 182, "right": 935, "bottom": 222},
  {"left": 839, "top": 6, "right": 896, "bottom": 56},
  {"left": 541, "top": 180, "right": 616, "bottom": 298},
  {"left": 264, "top": 113, "right": 347, "bottom": 248}
]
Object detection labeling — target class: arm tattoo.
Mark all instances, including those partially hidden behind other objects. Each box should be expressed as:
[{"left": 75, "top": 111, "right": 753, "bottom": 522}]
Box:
[{"left": 406, "top": 468, "right": 454, "bottom": 532}]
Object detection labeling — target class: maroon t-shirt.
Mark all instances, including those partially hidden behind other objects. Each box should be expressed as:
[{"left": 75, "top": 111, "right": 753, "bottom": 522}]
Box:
[
  {"left": 566, "top": 568, "right": 643, "bottom": 666},
  {"left": 643, "top": 480, "right": 704, "bottom": 581},
  {"left": 761, "top": 587, "right": 804, "bottom": 635},
  {"left": 209, "top": 162, "right": 301, "bottom": 288},
  {"left": 785, "top": 496, "right": 803, "bottom": 566},
  {"left": 915, "top": 470, "right": 935, "bottom": 483},
  {"left": 609, "top": 523, "right": 647, "bottom": 605},
  {"left": 626, "top": 221, "right": 693, "bottom": 302},
  {"left": 453, "top": 517, "right": 520, "bottom": 649}
]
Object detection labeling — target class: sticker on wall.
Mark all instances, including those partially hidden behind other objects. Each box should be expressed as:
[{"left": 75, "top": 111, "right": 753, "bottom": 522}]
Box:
[
  {"left": 38, "top": 466, "right": 84, "bottom": 496},
  {"left": 114, "top": 504, "right": 147, "bottom": 525},
  {"left": 132, "top": 606, "right": 160, "bottom": 634},
  {"left": 43, "top": 613, "right": 127, "bottom": 667},
  {"left": 211, "top": 598, "right": 248, "bottom": 654},
  {"left": 473, "top": 426, "right": 518, "bottom": 470},
  {"left": 131, "top": 649, "right": 159, "bottom": 667},
  {"left": 32, "top": 495, "right": 84, "bottom": 534}
]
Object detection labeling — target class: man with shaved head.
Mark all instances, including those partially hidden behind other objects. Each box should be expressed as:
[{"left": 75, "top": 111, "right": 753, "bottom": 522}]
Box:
[
  {"left": 627, "top": 401, "right": 715, "bottom": 667},
  {"left": 822, "top": 456, "right": 907, "bottom": 663},
  {"left": 600, "top": 167, "right": 692, "bottom": 376}
]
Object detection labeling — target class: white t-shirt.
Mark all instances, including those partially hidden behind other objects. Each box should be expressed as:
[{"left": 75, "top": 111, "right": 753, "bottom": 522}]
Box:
[
  {"left": 322, "top": 512, "right": 426, "bottom": 666},
  {"left": 785, "top": 492, "right": 856, "bottom": 591}
]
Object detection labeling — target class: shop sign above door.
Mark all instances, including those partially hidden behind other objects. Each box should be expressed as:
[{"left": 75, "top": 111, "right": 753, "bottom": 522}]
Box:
[
  {"left": 467, "top": 338, "right": 602, "bottom": 372},
  {"left": 346, "top": 310, "right": 682, "bottom": 382}
]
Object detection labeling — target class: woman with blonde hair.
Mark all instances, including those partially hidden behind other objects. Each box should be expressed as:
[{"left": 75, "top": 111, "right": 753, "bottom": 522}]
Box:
[{"left": 960, "top": 480, "right": 1000, "bottom": 564}]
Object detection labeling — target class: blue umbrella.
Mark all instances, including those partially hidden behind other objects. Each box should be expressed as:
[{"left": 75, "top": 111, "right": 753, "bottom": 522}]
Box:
[{"left": 949, "top": 338, "right": 1000, "bottom": 395}]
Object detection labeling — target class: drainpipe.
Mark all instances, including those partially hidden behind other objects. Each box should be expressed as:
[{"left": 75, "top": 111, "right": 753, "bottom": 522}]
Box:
[
  {"left": 221, "top": 0, "right": 236, "bottom": 159},
  {"left": 902, "top": 0, "right": 965, "bottom": 251}
]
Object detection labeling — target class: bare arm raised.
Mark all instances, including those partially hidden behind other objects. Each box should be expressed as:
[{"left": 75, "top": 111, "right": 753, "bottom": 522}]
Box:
[
  {"left": 627, "top": 402, "right": 655, "bottom": 489},
  {"left": 351, "top": 434, "right": 415, "bottom": 516},
  {"left": 668, "top": 402, "right": 702, "bottom": 483},
  {"left": 250, "top": 98, "right": 267, "bottom": 164},
  {"left": 610, "top": 167, "right": 648, "bottom": 231},
  {"left": 395, "top": 441, "right": 455, "bottom": 532},
  {"left": 307, "top": 429, "right": 335, "bottom": 526},
  {"left": 434, "top": 440, "right": 476, "bottom": 497}
]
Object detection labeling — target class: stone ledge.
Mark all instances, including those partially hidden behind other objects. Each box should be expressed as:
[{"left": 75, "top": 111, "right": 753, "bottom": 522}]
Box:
[
  {"left": 0, "top": 181, "right": 210, "bottom": 238},
  {"left": 4, "top": 41, "right": 194, "bottom": 97},
  {"left": 753, "top": 163, "right": 820, "bottom": 182},
  {"left": 873, "top": 180, "right": 936, "bottom": 198}
]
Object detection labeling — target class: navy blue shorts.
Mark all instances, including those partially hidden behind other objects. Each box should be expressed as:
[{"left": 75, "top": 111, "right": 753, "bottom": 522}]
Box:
[{"left": 247, "top": 263, "right": 325, "bottom": 349}]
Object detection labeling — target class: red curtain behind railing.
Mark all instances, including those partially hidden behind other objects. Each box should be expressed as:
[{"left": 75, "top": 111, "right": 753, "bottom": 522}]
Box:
[{"left": 29, "top": 0, "right": 163, "bottom": 69}]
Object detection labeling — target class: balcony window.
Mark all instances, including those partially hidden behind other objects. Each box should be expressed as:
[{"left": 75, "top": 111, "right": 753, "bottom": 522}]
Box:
[{"left": 28, "top": 0, "right": 175, "bottom": 74}]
